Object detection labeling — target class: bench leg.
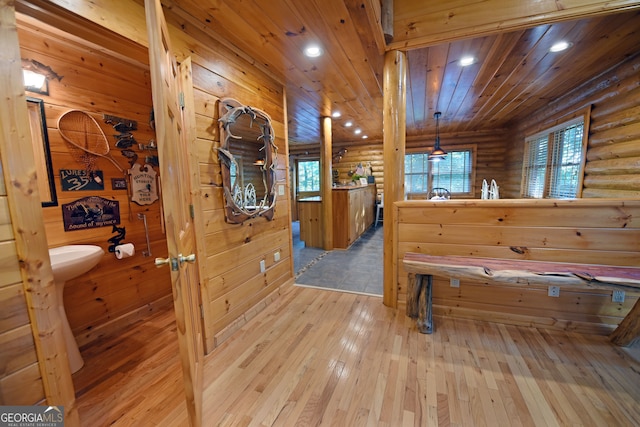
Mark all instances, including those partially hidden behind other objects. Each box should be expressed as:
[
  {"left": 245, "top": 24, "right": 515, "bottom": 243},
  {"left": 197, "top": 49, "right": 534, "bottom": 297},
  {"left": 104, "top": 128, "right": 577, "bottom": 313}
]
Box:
[
  {"left": 416, "top": 274, "right": 433, "bottom": 334},
  {"left": 406, "top": 273, "right": 420, "bottom": 318},
  {"left": 610, "top": 298, "right": 640, "bottom": 346}
]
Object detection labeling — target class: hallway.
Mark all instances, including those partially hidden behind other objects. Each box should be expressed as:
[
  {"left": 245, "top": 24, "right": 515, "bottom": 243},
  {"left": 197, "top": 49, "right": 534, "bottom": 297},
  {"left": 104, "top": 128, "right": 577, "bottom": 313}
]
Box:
[
  {"left": 74, "top": 285, "right": 640, "bottom": 426},
  {"left": 292, "top": 221, "right": 383, "bottom": 295}
]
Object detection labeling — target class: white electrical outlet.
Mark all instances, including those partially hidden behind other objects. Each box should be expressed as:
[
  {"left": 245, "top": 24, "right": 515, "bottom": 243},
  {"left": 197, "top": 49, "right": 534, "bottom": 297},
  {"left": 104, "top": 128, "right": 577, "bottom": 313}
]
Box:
[
  {"left": 260, "top": 260, "right": 266, "bottom": 273},
  {"left": 548, "top": 286, "right": 560, "bottom": 297},
  {"left": 274, "top": 251, "right": 280, "bottom": 262},
  {"left": 450, "top": 278, "right": 460, "bottom": 288},
  {"left": 278, "top": 184, "right": 285, "bottom": 196},
  {"left": 612, "top": 290, "right": 625, "bottom": 303}
]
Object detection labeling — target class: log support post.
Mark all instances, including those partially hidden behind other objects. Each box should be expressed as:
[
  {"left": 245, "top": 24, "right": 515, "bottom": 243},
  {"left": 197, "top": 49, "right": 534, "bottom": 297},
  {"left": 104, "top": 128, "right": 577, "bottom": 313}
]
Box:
[
  {"left": 382, "top": 50, "right": 406, "bottom": 308},
  {"left": 321, "top": 116, "right": 333, "bottom": 250}
]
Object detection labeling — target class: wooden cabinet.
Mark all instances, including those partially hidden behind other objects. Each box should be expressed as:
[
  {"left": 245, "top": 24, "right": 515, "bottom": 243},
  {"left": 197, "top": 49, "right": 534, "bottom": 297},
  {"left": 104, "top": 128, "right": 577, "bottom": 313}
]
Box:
[
  {"left": 298, "top": 186, "right": 375, "bottom": 249},
  {"left": 298, "top": 196, "right": 323, "bottom": 248},
  {"left": 332, "top": 185, "right": 376, "bottom": 249}
]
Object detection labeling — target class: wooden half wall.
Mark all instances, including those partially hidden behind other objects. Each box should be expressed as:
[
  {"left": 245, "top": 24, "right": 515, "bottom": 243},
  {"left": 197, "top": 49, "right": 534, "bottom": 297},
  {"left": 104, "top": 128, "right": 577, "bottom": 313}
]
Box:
[{"left": 393, "top": 199, "right": 640, "bottom": 335}]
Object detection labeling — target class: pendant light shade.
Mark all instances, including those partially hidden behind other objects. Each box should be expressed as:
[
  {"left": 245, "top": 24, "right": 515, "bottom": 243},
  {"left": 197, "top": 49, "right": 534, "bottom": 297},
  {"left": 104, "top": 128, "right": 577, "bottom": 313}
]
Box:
[{"left": 428, "top": 111, "right": 447, "bottom": 161}]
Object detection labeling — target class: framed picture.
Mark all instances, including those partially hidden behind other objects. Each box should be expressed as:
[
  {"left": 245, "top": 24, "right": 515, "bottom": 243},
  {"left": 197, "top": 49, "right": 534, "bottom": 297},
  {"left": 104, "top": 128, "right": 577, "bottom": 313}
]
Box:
[{"left": 359, "top": 177, "right": 368, "bottom": 185}]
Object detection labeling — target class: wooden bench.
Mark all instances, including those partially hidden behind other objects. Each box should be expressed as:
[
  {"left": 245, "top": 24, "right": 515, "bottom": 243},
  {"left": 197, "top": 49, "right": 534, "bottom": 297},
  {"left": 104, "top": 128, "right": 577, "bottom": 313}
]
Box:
[{"left": 403, "top": 252, "right": 640, "bottom": 346}]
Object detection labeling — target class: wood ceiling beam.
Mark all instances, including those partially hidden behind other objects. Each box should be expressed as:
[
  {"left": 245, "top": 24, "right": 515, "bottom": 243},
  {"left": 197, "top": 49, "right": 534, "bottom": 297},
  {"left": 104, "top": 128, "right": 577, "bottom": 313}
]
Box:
[
  {"left": 359, "top": 0, "right": 387, "bottom": 55},
  {"left": 390, "top": 0, "right": 640, "bottom": 51}
]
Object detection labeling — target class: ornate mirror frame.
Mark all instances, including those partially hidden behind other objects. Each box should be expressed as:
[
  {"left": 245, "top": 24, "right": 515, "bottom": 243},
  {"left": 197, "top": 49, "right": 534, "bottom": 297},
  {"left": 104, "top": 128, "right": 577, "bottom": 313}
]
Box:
[{"left": 217, "top": 98, "right": 277, "bottom": 224}]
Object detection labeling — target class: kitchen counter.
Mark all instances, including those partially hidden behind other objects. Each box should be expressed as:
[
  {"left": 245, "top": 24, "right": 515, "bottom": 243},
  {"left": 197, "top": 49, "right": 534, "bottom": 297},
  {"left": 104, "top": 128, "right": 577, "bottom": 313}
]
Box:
[{"left": 297, "top": 184, "right": 376, "bottom": 249}]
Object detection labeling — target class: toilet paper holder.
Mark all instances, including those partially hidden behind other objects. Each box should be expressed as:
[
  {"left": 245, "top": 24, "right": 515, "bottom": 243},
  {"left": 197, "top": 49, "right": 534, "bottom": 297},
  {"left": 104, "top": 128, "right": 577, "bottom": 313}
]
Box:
[{"left": 138, "top": 213, "right": 152, "bottom": 257}]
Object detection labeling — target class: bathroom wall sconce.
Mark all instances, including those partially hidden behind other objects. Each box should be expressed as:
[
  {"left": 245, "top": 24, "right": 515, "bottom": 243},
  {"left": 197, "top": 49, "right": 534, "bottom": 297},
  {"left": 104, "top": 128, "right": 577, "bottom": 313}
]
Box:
[{"left": 23, "top": 69, "right": 49, "bottom": 95}]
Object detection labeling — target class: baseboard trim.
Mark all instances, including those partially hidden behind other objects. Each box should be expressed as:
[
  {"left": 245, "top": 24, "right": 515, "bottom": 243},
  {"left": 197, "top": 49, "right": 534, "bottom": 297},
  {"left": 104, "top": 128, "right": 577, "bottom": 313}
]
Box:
[{"left": 212, "top": 278, "right": 295, "bottom": 350}]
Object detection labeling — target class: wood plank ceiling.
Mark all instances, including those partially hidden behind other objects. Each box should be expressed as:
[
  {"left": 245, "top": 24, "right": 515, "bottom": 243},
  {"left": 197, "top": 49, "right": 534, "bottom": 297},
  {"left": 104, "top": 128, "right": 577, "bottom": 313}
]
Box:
[{"left": 165, "top": 1, "right": 640, "bottom": 146}]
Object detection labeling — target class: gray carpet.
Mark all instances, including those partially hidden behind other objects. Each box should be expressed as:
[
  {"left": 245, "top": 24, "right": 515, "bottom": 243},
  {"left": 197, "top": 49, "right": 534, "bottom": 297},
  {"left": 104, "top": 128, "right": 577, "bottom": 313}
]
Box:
[{"left": 292, "top": 221, "right": 383, "bottom": 296}]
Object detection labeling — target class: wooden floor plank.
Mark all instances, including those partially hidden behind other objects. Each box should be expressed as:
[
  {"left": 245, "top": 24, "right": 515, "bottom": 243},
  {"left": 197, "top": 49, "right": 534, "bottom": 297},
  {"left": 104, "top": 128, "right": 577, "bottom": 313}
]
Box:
[{"left": 73, "top": 285, "right": 640, "bottom": 426}]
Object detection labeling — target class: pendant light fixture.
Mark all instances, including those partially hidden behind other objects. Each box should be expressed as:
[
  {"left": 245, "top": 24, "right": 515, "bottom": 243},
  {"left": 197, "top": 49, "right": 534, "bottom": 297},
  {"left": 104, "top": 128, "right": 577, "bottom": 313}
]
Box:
[{"left": 429, "top": 111, "right": 447, "bottom": 161}]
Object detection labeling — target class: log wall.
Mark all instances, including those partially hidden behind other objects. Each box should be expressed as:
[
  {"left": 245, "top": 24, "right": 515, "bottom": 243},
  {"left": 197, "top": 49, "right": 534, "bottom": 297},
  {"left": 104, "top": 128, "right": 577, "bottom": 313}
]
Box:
[
  {"left": 0, "top": 157, "right": 45, "bottom": 405},
  {"left": 290, "top": 129, "right": 508, "bottom": 201},
  {"left": 393, "top": 199, "right": 640, "bottom": 335},
  {"left": 503, "top": 52, "right": 640, "bottom": 198}
]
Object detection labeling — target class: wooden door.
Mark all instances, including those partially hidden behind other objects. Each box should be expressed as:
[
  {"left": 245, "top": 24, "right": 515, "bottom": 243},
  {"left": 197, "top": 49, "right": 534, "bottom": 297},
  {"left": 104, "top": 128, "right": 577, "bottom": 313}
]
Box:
[{"left": 144, "top": 1, "right": 203, "bottom": 425}]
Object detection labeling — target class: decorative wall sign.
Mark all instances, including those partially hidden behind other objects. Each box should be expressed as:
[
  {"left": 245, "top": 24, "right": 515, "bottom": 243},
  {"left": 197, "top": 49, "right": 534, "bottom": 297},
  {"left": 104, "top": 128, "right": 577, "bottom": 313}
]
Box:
[
  {"left": 60, "top": 169, "right": 104, "bottom": 191},
  {"left": 129, "top": 163, "right": 158, "bottom": 205},
  {"left": 62, "top": 196, "right": 120, "bottom": 232},
  {"left": 111, "top": 177, "right": 128, "bottom": 190}
]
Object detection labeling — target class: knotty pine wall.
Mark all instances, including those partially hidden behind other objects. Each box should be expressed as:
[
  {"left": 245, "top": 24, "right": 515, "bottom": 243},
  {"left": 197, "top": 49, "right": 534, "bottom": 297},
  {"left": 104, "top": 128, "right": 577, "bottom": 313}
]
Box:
[
  {"left": 163, "top": 10, "right": 293, "bottom": 352},
  {"left": 503, "top": 52, "right": 640, "bottom": 198},
  {"left": 394, "top": 199, "right": 640, "bottom": 335},
  {"left": 0, "top": 166, "right": 45, "bottom": 405},
  {"left": 16, "top": 0, "right": 293, "bottom": 358},
  {"left": 17, "top": 17, "right": 173, "bottom": 347}
]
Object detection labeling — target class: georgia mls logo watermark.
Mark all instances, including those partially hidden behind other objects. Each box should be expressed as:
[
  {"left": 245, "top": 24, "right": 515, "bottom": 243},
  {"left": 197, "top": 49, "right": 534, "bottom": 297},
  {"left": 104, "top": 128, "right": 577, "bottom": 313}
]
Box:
[{"left": 0, "top": 406, "right": 64, "bottom": 427}]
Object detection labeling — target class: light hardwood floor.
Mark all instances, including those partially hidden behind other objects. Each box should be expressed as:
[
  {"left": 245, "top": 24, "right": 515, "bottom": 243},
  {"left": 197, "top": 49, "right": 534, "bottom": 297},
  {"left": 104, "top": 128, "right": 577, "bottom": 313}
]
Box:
[{"left": 74, "top": 285, "right": 640, "bottom": 426}]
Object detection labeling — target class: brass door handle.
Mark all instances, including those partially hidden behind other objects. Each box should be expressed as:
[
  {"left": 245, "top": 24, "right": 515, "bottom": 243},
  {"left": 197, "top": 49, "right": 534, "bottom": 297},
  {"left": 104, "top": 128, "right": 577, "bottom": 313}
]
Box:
[
  {"left": 179, "top": 253, "right": 196, "bottom": 264},
  {"left": 155, "top": 257, "right": 171, "bottom": 267}
]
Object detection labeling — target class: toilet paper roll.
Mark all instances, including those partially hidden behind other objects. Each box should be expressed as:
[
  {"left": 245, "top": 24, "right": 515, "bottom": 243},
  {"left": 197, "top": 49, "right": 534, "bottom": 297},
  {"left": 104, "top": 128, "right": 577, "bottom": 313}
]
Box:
[{"left": 115, "top": 243, "right": 135, "bottom": 259}]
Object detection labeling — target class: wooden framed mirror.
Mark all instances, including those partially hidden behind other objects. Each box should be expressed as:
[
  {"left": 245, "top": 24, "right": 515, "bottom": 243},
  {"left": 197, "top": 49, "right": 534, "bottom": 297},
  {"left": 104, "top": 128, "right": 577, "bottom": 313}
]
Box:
[
  {"left": 217, "top": 98, "right": 277, "bottom": 223},
  {"left": 27, "top": 96, "right": 57, "bottom": 207}
]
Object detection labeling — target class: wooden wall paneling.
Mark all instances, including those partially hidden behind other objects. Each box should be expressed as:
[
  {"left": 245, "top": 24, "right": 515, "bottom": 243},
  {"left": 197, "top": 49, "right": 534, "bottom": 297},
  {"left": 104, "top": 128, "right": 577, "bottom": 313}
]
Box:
[
  {"left": 396, "top": 241, "right": 640, "bottom": 269},
  {"left": 1, "top": 4, "right": 76, "bottom": 415},
  {"left": 208, "top": 261, "right": 291, "bottom": 334},
  {"left": 0, "top": 324, "right": 38, "bottom": 379},
  {"left": 15, "top": 16, "right": 174, "bottom": 350},
  {"left": 185, "top": 18, "right": 292, "bottom": 352},
  {"left": 504, "top": 53, "right": 640, "bottom": 198},
  {"left": 394, "top": 199, "right": 640, "bottom": 334}
]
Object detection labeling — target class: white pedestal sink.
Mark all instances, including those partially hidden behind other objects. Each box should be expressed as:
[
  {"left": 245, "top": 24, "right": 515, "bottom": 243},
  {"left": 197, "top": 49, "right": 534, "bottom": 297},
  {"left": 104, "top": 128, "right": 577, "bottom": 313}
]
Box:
[{"left": 49, "top": 245, "right": 104, "bottom": 373}]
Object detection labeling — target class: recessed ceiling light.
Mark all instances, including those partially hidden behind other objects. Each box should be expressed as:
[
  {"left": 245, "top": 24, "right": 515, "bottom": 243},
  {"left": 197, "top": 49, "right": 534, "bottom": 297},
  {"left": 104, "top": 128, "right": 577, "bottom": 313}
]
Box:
[
  {"left": 304, "top": 45, "right": 323, "bottom": 57},
  {"left": 362, "top": 135, "right": 368, "bottom": 139},
  {"left": 354, "top": 129, "right": 362, "bottom": 135},
  {"left": 460, "top": 56, "right": 475, "bottom": 66},
  {"left": 550, "top": 41, "right": 572, "bottom": 52},
  {"left": 332, "top": 111, "right": 341, "bottom": 118},
  {"left": 345, "top": 121, "right": 353, "bottom": 127}
]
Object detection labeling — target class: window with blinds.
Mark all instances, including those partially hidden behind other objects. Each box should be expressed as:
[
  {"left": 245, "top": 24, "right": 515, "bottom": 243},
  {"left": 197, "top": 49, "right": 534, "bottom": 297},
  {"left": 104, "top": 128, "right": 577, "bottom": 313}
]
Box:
[
  {"left": 432, "top": 150, "right": 472, "bottom": 193},
  {"left": 405, "top": 153, "right": 430, "bottom": 193},
  {"left": 521, "top": 117, "right": 586, "bottom": 198},
  {"left": 405, "top": 147, "right": 474, "bottom": 196}
]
